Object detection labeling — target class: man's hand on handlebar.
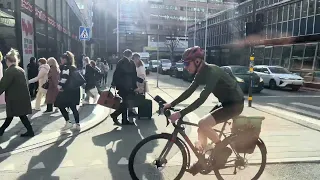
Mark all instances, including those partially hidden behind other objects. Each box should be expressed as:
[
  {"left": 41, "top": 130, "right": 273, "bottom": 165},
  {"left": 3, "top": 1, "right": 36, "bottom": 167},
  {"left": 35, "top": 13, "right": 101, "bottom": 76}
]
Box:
[
  {"left": 163, "top": 103, "right": 172, "bottom": 110},
  {"left": 168, "top": 111, "right": 181, "bottom": 123}
]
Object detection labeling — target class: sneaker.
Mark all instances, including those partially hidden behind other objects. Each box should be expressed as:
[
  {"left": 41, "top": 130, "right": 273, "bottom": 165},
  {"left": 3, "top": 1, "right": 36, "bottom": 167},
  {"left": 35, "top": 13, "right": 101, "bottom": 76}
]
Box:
[
  {"left": 61, "top": 122, "right": 73, "bottom": 131},
  {"left": 20, "top": 131, "right": 35, "bottom": 137},
  {"left": 43, "top": 110, "right": 53, "bottom": 114},
  {"left": 34, "top": 108, "right": 41, "bottom": 111},
  {"left": 72, "top": 124, "right": 81, "bottom": 131}
]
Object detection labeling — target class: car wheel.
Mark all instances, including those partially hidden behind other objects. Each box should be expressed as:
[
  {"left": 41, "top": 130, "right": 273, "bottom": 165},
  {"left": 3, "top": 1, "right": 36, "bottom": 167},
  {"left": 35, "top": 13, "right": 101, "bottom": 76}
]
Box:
[
  {"left": 292, "top": 86, "right": 300, "bottom": 91},
  {"left": 269, "top": 80, "right": 277, "bottom": 90}
]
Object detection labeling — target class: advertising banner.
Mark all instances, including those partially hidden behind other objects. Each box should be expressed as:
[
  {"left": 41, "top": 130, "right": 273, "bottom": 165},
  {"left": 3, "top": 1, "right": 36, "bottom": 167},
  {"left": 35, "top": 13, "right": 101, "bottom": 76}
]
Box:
[{"left": 21, "top": 12, "right": 34, "bottom": 72}]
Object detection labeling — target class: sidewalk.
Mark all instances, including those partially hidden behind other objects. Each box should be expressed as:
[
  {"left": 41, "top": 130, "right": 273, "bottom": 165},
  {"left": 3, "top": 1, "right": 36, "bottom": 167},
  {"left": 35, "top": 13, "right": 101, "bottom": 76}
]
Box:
[
  {"left": 0, "top": 68, "right": 116, "bottom": 156},
  {"left": 147, "top": 85, "right": 320, "bottom": 164}
]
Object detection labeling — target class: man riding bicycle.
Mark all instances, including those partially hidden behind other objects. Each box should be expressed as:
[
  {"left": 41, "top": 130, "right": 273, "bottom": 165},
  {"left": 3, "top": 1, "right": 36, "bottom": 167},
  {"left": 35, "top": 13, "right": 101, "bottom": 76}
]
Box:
[{"left": 164, "top": 46, "right": 245, "bottom": 175}]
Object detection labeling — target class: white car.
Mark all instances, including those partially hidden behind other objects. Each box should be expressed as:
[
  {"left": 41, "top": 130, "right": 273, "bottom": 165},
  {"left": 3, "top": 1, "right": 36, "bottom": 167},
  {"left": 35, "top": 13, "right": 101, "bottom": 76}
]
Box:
[{"left": 253, "top": 65, "right": 304, "bottom": 91}]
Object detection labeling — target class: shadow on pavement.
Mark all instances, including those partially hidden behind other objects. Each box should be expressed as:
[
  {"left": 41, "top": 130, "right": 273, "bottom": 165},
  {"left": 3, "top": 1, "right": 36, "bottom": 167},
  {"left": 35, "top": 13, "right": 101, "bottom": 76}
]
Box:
[
  {"left": 16, "top": 134, "right": 78, "bottom": 180},
  {"left": 0, "top": 105, "right": 95, "bottom": 162},
  {"left": 92, "top": 117, "right": 162, "bottom": 179}
]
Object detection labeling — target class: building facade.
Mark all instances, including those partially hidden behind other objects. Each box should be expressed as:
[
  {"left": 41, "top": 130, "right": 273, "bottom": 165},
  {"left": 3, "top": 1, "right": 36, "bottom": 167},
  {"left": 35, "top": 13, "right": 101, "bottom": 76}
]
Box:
[
  {"left": 189, "top": 0, "right": 320, "bottom": 83},
  {"left": 0, "top": 0, "right": 86, "bottom": 72},
  {"left": 106, "top": 0, "right": 233, "bottom": 60}
]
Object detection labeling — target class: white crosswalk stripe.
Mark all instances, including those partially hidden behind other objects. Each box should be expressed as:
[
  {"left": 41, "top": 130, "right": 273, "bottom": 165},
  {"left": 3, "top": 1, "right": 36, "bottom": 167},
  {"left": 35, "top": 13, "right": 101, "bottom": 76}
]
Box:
[{"left": 291, "top": 102, "right": 320, "bottom": 111}]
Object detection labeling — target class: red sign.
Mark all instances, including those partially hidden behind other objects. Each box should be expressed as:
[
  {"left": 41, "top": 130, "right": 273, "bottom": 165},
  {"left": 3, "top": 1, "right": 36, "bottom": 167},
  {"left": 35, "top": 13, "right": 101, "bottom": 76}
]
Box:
[
  {"left": 21, "top": 18, "right": 33, "bottom": 36},
  {"left": 20, "top": 1, "right": 78, "bottom": 39}
]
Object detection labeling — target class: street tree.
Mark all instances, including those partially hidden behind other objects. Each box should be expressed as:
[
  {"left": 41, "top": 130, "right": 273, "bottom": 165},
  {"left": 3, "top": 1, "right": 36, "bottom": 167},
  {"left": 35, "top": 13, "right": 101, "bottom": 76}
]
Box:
[{"left": 164, "top": 26, "right": 183, "bottom": 62}]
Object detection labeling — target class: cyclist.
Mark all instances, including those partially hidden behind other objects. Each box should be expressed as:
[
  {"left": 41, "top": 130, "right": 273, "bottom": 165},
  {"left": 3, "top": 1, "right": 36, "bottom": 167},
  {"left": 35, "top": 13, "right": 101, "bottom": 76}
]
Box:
[{"left": 164, "top": 46, "right": 244, "bottom": 175}]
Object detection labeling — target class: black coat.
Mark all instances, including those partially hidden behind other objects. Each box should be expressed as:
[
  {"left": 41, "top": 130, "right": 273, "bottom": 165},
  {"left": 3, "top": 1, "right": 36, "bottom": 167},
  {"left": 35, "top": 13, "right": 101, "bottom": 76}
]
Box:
[
  {"left": 27, "top": 62, "right": 38, "bottom": 80},
  {"left": 84, "top": 64, "right": 100, "bottom": 91},
  {"left": 54, "top": 65, "right": 80, "bottom": 107},
  {"left": 112, "top": 57, "right": 138, "bottom": 92}
]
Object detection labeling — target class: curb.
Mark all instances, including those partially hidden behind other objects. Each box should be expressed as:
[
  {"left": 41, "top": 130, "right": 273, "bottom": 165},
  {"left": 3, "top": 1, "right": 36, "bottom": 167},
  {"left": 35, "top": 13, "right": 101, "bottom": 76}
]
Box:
[
  {"left": 0, "top": 105, "right": 110, "bottom": 158},
  {"left": 266, "top": 157, "right": 320, "bottom": 165},
  {"left": 301, "top": 87, "right": 320, "bottom": 92}
]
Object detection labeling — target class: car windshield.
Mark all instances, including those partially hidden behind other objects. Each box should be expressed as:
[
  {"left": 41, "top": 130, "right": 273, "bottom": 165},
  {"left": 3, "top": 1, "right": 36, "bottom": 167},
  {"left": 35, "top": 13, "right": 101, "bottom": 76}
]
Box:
[
  {"left": 161, "top": 59, "right": 171, "bottom": 64},
  {"left": 151, "top": 60, "right": 159, "bottom": 65},
  {"left": 231, "top": 66, "right": 250, "bottom": 74},
  {"left": 269, "top": 67, "right": 291, "bottom": 74},
  {"left": 176, "top": 63, "right": 184, "bottom": 68}
]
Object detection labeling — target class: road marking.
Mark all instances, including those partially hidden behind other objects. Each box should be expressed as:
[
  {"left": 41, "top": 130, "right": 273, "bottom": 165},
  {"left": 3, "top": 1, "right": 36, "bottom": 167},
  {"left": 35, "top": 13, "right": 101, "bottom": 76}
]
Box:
[
  {"left": 256, "top": 104, "right": 320, "bottom": 127},
  {"left": 31, "top": 162, "right": 45, "bottom": 169},
  {"left": 60, "top": 160, "right": 74, "bottom": 168},
  {"left": 254, "top": 95, "right": 320, "bottom": 98},
  {"left": 117, "top": 157, "right": 128, "bottom": 165},
  {"left": 90, "top": 159, "right": 104, "bottom": 166},
  {"left": 0, "top": 164, "right": 15, "bottom": 171},
  {"left": 268, "top": 103, "right": 320, "bottom": 118},
  {"left": 291, "top": 102, "right": 320, "bottom": 111}
]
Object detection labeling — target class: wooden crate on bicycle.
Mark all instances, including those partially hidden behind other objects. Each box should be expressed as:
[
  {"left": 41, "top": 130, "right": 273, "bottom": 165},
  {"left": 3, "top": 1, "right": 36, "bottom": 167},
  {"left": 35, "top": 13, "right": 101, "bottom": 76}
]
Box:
[{"left": 231, "top": 116, "right": 265, "bottom": 154}]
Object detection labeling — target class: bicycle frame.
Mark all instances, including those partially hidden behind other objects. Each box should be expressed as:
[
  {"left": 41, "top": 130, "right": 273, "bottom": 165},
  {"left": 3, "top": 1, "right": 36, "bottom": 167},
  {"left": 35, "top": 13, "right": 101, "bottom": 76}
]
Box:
[{"left": 157, "top": 118, "right": 230, "bottom": 166}]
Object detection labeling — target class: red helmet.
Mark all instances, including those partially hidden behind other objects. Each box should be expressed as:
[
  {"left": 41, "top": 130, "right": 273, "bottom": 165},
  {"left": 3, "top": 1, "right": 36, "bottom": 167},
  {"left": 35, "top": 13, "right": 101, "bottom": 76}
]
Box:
[{"left": 182, "top": 46, "right": 204, "bottom": 62}]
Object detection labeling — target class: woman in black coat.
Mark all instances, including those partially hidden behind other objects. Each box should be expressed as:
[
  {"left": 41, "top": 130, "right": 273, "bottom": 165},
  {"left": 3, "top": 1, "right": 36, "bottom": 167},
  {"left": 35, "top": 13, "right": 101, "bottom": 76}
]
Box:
[{"left": 55, "top": 51, "right": 81, "bottom": 131}]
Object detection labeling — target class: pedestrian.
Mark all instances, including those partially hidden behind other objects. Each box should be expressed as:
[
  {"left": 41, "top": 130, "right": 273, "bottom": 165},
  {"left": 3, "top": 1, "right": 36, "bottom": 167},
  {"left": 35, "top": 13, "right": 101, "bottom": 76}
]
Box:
[
  {"left": 0, "top": 52, "right": 5, "bottom": 105},
  {"left": 84, "top": 60, "right": 101, "bottom": 104},
  {"left": 0, "top": 49, "right": 34, "bottom": 137},
  {"left": 44, "top": 57, "right": 60, "bottom": 113},
  {"left": 132, "top": 53, "right": 148, "bottom": 94},
  {"left": 55, "top": 51, "right": 81, "bottom": 131},
  {"left": 111, "top": 49, "right": 138, "bottom": 125},
  {"left": 28, "top": 58, "right": 50, "bottom": 111},
  {"left": 97, "top": 58, "right": 109, "bottom": 86},
  {"left": 27, "top": 57, "right": 38, "bottom": 98}
]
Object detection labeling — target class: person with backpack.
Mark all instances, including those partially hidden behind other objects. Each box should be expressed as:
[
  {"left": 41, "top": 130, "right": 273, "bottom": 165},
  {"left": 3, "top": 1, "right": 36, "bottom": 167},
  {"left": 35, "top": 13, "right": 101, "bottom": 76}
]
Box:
[{"left": 83, "top": 59, "right": 101, "bottom": 104}]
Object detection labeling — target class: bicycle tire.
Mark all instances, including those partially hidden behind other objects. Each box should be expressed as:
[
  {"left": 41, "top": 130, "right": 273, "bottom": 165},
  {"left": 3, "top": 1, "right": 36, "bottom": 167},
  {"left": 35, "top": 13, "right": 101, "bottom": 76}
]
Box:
[
  {"left": 128, "top": 133, "right": 188, "bottom": 180},
  {"left": 214, "top": 139, "right": 267, "bottom": 180}
]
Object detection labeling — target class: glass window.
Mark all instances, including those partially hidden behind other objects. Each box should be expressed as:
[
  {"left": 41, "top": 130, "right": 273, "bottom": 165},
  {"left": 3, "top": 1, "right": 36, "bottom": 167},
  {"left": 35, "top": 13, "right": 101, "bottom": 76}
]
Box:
[
  {"left": 307, "top": 16, "right": 314, "bottom": 34},
  {"left": 315, "top": 15, "right": 320, "bottom": 33},
  {"left": 295, "top": 2, "right": 301, "bottom": 19},
  {"left": 272, "top": 24, "right": 277, "bottom": 38},
  {"left": 35, "top": 0, "right": 45, "bottom": 10},
  {"left": 267, "top": 11, "right": 272, "bottom": 24},
  {"left": 303, "top": 44, "right": 316, "bottom": 69},
  {"left": 289, "top": 4, "right": 294, "bottom": 20},
  {"left": 293, "top": 19, "right": 300, "bottom": 36},
  {"left": 269, "top": 67, "right": 291, "bottom": 73},
  {"left": 300, "top": 18, "right": 307, "bottom": 35},
  {"left": 316, "top": 43, "right": 320, "bottom": 70},
  {"left": 281, "top": 46, "right": 292, "bottom": 68},
  {"left": 272, "top": 9, "right": 277, "bottom": 23},
  {"left": 309, "top": 0, "right": 316, "bottom": 16},
  {"left": 278, "top": 7, "right": 283, "bottom": 22},
  {"left": 317, "top": 0, "right": 320, "bottom": 14},
  {"left": 63, "top": 1, "right": 67, "bottom": 27},
  {"left": 283, "top": 5, "right": 288, "bottom": 21},
  {"left": 302, "top": 0, "right": 308, "bottom": 17},
  {"left": 288, "top": 20, "right": 293, "bottom": 36},
  {"left": 273, "top": 46, "right": 283, "bottom": 58},
  {"left": 47, "top": 0, "right": 55, "bottom": 17},
  {"left": 282, "top": 22, "right": 288, "bottom": 37},
  {"left": 276, "top": 23, "right": 281, "bottom": 37},
  {"left": 265, "top": 47, "right": 272, "bottom": 58}
]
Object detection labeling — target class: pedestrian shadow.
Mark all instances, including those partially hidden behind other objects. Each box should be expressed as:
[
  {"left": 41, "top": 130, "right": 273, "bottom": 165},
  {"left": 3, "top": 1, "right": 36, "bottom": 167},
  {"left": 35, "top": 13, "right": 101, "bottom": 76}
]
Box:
[
  {"left": 92, "top": 118, "right": 161, "bottom": 179},
  {"left": 0, "top": 105, "right": 95, "bottom": 163},
  {"left": 16, "top": 133, "right": 78, "bottom": 180}
]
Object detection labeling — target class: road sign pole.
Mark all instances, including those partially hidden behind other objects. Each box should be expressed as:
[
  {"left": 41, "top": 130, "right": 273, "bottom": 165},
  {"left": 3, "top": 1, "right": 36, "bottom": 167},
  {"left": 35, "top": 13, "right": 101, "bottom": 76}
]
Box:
[{"left": 82, "top": 40, "right": 86, "bottom": 55}]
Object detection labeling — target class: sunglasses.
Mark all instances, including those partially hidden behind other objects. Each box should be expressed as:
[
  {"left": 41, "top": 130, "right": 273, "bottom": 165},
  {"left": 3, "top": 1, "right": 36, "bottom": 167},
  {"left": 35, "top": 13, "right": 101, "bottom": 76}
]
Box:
[{"left": 184, "top": 61, "right": 191, "bottom": 67}]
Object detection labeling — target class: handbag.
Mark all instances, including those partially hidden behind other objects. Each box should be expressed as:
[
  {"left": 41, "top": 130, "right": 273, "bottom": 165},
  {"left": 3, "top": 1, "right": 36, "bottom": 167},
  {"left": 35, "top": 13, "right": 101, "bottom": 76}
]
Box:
[
  {"left": 65, "top": 70, "right": 86, "bottom": 90},
  {"left": 42, "top": 81, "right": 49, "bottom": 89},
  {"left": 97, "top": 87, "right": 121, "bottom": 109}
]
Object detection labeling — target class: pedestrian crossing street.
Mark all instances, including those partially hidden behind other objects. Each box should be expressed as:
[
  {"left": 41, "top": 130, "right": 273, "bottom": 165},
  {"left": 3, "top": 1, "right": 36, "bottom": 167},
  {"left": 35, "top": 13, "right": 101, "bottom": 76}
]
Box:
[{"left": 256, "top": 102, "right": 320, "bottom": 126}]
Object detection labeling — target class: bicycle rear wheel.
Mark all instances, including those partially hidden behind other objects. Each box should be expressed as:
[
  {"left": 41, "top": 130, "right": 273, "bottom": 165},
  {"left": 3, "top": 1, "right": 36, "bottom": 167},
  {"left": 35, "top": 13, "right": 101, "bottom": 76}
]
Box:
[
  {"left": 213, "top": 138, "right": 267, "bottom": 180},
  {"left": 128, "top": 133, "right": 188, "bottom": 180}
]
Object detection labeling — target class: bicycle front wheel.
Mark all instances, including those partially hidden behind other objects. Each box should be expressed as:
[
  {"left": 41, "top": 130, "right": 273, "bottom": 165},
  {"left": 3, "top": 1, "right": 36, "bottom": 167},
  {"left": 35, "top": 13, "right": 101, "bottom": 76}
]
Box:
[{"left": 128, "top": 133, "right": 188, "bottom": 180}]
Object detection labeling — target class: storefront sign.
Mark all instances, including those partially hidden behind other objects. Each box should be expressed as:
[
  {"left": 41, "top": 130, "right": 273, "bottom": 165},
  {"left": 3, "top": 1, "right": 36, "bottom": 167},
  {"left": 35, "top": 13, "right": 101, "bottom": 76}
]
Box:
[
  {"left": 20, "top": 0, "right": 78, "bottom": 40},
  {"left": 21, "top": 12, "right": 35, "bottom": 72}
]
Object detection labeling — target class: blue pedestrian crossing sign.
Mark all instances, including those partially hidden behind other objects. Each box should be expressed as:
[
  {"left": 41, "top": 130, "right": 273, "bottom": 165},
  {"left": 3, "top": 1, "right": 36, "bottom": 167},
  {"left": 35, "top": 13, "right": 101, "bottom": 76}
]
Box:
[{"left": 79, "top": 26, "right": 90, "bottom": 41}]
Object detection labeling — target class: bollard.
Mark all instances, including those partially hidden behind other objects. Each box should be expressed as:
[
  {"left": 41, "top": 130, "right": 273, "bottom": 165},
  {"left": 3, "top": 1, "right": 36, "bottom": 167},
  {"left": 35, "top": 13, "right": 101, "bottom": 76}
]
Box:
[{"left": 248, "top": 55, "right": 254, "bottom": 107}]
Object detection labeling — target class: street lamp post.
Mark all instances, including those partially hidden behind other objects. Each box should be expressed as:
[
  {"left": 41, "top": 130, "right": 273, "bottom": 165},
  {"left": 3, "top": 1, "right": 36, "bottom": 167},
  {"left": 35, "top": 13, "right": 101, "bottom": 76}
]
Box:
[{"left": 156, "top": 26, "right": 160, "bottom": 88}]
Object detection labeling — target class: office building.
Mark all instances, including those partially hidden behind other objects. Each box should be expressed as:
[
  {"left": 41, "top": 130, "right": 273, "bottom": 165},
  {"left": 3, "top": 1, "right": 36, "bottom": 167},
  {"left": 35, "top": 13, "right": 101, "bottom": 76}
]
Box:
[{"left": 189, "top": 0, "right": 320, "bottom": 82}]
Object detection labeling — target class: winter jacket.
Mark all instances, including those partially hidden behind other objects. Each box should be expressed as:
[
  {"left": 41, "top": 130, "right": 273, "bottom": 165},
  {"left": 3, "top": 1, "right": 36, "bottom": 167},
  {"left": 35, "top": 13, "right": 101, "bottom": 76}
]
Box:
[{"left": 29, "top": 64, "right": 50, "bottom": 93}]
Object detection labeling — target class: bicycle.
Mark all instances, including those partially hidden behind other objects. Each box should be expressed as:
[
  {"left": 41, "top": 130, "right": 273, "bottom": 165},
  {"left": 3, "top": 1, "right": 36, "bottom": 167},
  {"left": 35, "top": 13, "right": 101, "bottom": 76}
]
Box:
[{"left": 128, "top": 96, "right": 267, "bottom": 180}]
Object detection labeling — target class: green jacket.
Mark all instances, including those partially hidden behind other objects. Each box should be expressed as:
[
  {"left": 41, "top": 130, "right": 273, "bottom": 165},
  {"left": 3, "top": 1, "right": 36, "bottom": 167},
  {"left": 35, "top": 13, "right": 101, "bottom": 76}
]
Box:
[{"left": 0, "top": 65, "right": 32, "bottom": 117}]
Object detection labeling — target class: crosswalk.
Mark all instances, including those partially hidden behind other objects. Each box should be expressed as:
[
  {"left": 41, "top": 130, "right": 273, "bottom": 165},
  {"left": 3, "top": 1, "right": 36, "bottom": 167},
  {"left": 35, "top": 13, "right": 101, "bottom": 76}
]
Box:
[{"left": 256, "top": 102, "right": 320, "bottom": 126}]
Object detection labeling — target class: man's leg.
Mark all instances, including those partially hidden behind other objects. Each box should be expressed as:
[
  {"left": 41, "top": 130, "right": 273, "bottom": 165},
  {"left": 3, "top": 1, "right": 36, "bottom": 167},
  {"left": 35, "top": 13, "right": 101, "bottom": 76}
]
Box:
[
  {"left": 0, "top": 117, "right": 14, "bottom": 136},
  {"left": 19, "top": 115, "right": 34, "bottom": 137},
  {"left": 198, "top": 113, "right": 220, "bottom": 147}
]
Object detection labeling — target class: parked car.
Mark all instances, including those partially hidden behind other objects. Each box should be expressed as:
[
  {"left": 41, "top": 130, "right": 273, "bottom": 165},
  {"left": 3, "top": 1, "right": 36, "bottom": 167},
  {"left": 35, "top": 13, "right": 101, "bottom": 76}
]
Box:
[
  {"left": 254, "top": 65, "right": 304, "bottom": 91},
  {"left": 221, "top": 66, "right": 264, "bottom": 93},
  {"left": 148, "top": 60, "right": 160, "bottom": 72},
  {"left": 144, "top": 62, "right": 150, "bottom": 75},
  {"left": 169, "top": 62, "right": 184, "bottom": 78},
  {"left": 158, "top": 59, "right": 172, "bottom": 74}
]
